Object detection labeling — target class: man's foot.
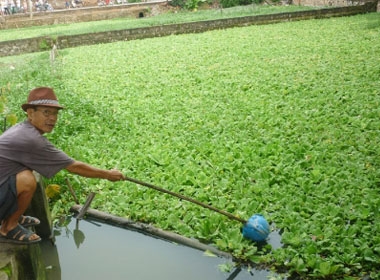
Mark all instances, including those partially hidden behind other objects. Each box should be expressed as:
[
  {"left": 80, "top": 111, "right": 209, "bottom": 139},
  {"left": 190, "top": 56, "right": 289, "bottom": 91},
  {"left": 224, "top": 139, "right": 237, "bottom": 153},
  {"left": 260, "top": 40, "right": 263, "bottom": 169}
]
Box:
[
  {"left": 0, "top": 224, "right": 41, "bottom": 245},
  {"left": 18, "top": 215, "right": 40, "bottom": 227}
]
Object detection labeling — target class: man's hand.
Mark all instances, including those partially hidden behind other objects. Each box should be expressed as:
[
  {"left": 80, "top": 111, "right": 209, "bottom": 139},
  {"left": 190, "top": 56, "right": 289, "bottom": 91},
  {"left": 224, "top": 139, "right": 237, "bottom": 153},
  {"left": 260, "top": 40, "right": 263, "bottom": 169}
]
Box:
[
  {"left": 66, "top": 161, "right": 125, "bottom": 182},
  {"left": 106, "top": 169, "right": 126, "bottom": 182}
]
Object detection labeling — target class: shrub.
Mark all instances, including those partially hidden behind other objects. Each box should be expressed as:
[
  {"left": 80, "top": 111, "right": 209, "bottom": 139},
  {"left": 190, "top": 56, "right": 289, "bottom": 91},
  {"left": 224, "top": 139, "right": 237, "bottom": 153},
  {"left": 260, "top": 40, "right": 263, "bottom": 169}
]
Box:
[
  {"left": 0, "top": 85, "right": 18, "bottom": 132},
  {"left": 219, "top": 0, "right": 263, "bottom": 8}
]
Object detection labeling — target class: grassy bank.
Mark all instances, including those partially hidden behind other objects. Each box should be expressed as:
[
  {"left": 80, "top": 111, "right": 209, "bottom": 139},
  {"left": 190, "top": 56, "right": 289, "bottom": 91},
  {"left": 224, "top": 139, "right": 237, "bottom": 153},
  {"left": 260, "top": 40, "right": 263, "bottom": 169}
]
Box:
[{"left": 0, "top": 5, "right": 316, "bottom": 41}]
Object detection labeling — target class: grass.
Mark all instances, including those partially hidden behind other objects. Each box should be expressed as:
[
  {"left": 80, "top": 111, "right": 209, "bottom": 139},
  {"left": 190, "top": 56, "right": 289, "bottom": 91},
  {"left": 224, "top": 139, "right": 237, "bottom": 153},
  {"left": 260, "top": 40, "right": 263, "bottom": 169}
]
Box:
[
  {"left": 1, "top": 8, "right": 380, "bottom": 279},
  {"left": 0, "top": 4, "right": 317, "bottom": 41}
]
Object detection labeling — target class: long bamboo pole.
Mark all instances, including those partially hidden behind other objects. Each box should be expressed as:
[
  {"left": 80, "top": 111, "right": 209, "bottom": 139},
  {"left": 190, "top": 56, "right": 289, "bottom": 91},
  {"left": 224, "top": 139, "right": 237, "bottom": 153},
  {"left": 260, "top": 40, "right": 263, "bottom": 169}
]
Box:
[{"left": 123, "top": 176, "right": 247, "bottom": 224}]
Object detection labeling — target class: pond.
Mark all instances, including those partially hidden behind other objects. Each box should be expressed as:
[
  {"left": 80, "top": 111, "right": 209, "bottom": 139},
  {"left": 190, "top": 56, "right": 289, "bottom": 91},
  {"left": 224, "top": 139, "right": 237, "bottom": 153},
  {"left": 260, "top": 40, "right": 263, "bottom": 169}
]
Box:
[{"left": 40, "top": 216, "right": 283, "bottom": 280}]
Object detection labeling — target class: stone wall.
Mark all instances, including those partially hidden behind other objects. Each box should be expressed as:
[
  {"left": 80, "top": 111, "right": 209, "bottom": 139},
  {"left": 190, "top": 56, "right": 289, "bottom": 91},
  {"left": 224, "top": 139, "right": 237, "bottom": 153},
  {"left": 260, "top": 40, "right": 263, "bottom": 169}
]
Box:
[{"left": 0, "top": 1, "right": 378, "bottom": 57}]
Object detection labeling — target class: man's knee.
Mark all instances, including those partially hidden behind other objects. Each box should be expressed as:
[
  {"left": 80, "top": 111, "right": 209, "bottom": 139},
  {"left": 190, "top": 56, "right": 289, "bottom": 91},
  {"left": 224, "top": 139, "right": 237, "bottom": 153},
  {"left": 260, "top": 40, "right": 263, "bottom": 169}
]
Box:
[{"left": 16, "top": 170, "right": 37, "bottom": 194}]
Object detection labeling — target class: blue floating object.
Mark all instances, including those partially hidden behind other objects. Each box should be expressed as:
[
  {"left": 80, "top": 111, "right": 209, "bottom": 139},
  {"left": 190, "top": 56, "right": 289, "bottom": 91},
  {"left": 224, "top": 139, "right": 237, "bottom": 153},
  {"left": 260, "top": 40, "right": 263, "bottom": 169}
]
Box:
[{"left": 242, "top": 214, "right": 270, "bottom": 242}]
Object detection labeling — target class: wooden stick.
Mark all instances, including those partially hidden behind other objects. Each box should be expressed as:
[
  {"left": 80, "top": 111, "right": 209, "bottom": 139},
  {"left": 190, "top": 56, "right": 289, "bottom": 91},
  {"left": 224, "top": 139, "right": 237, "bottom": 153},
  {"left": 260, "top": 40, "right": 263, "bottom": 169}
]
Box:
[
  {"left": 66, "top": 178, "right": 79, "bottom": 204},
  {"left": 76, "top": 192, "right": 96, "bottom": 220},
  {"left": 123, "top": 176, "right": 247, "bottom": 224}
]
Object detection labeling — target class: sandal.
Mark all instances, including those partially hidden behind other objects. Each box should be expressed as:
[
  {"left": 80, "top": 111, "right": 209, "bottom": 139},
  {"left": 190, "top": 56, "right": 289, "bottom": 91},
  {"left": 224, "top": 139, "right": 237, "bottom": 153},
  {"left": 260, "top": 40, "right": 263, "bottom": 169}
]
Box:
[
  {"left": 0, "top": 224, "right": 41, "bottom": 245},
  {"left": 19, "top": 215, "right": 40, "bottom": 227}
]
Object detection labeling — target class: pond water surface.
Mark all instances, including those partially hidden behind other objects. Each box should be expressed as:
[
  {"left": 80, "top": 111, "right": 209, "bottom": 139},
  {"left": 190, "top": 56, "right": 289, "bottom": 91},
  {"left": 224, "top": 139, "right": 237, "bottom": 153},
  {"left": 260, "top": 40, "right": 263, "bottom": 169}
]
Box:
[{"left": 41, "top": 217, "right": 282, "bottom": 280}]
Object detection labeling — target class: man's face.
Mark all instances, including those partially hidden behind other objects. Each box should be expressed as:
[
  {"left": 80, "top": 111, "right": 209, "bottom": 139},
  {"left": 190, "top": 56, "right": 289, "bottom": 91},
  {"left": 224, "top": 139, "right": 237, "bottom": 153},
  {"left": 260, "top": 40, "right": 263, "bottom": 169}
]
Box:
[{"left": 27, "top": 106, "right": 60, "bottom": 134}]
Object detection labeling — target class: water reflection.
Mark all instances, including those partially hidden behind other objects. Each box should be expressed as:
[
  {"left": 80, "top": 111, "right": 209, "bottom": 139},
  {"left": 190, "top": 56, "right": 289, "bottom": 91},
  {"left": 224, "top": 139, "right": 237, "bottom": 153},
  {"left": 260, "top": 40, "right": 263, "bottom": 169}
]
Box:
[
  {"left": 73, "top": 220, "right": 85, "bottom": 248},
  {"left": 40, "top": 216, "right": 283, "bottom": 280}
]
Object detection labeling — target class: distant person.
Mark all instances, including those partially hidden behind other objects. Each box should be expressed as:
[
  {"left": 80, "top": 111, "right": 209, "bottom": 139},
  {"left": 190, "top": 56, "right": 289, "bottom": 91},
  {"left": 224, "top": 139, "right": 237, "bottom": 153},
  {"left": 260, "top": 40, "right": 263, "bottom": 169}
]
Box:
[
  {"left": 3, "top": 0, "right": 10, "bottom": 14},
  {"left": 0, "top": 87, "right": 126, "bottom": 244},
  {"left": 10, "top": 0, "right": 15, "bottom": 13},
  {"left": 44, "top": 0, "right": 53, "bottom": 11}
]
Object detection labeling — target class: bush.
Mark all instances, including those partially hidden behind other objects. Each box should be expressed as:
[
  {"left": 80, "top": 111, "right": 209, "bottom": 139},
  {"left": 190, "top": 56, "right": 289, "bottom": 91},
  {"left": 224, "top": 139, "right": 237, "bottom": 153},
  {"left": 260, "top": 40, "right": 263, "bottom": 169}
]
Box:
[
  {"left": 170, "top": 0, "right": 260, "bottom": 9},
  {"left": 219, "top": 0, "right": 263, "bottom": 8},
  {"left": 0, "top": 85, "right": 18, "bottom": 133},
  {"left": 171, "top": 0, "right": 206, "bottom": 9},
  {"left": 219, "top": 0, "right": 239, "bottom": 8},
  {"left": 170, "top": 0, "right": 187, "bottom": 8}
]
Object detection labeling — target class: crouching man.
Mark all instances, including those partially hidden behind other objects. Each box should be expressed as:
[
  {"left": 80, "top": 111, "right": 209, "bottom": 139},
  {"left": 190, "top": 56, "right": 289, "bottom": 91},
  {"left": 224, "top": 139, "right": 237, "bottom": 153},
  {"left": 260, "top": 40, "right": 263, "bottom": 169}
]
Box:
[{"left": 0, "top": 87, "right": 125, "bottom": 244}]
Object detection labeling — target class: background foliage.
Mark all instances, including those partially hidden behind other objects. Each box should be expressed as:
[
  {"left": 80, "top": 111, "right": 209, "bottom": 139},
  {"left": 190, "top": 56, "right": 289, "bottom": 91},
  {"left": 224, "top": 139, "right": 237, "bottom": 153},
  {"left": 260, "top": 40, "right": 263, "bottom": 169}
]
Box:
[
  {"left": 1, "top": 11, "right": 379, "bottom": 279},
  {"left": 170, "top": 0, "right": 267, "bottom": 9},
  {"left": 0, "top": 85, "right": 18, "bottom": 132}
]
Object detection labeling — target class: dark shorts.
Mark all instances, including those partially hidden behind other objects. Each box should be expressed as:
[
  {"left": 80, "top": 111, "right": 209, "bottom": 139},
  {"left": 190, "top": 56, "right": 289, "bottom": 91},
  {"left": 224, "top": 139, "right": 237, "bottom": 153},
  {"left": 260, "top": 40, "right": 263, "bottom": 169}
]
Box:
[{"left": 0, "top": 175, "right": 18, "bottom": 221}]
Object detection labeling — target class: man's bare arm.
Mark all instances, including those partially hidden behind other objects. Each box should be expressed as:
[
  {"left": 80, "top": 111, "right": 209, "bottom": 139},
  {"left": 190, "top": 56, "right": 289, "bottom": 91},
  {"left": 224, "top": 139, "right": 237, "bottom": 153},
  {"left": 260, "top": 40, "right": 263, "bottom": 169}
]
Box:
[{"left": 66, "top": 161, "right": 125, "bottom": 182}]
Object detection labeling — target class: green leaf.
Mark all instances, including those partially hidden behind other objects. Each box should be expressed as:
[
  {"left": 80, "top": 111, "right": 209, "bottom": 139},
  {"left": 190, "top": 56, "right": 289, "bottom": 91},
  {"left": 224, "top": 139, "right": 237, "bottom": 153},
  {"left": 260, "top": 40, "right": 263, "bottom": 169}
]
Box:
[{"left": 203, "top": 250, "right": 217, "bottom": 257}]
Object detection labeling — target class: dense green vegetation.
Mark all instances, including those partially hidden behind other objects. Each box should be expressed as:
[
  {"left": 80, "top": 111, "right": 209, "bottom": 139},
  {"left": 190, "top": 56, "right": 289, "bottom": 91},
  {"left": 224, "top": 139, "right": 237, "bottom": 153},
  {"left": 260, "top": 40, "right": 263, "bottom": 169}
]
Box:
[
  {"left": 1, "top": 10, "right": 379, "bottom": 279},
  {"left": 0, "top": 5, "right": 316, "bottom": 42}
]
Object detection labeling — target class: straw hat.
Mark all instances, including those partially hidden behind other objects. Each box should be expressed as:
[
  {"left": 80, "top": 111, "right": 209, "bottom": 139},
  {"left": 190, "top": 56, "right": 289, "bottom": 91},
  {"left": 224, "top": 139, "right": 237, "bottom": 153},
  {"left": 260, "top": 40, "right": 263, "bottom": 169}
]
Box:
[{"left": 21, "top": 87, "right": 64, "bottom": 112}]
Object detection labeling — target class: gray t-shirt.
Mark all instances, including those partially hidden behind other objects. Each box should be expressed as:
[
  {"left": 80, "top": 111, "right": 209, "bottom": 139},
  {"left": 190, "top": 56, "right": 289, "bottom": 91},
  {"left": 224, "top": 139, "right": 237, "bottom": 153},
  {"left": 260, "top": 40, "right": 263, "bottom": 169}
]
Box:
[{"left": 0, "top": 121, "right": 74, "bottom": 186}]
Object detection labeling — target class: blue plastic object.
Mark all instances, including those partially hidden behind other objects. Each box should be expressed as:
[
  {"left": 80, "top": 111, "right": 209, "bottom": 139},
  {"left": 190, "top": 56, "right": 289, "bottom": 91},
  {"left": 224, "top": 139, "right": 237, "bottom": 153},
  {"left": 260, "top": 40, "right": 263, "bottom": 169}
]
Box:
[{"left": 242, "top": 214, "right": 270, "bottom": 242}]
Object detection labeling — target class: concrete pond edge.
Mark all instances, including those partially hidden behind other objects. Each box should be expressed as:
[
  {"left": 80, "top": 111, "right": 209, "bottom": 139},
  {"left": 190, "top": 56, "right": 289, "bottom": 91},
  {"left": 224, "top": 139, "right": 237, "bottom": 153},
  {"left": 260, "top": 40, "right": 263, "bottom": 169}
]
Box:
[{"left": 69, "top": 204, "right": 234, "bottom": 260}]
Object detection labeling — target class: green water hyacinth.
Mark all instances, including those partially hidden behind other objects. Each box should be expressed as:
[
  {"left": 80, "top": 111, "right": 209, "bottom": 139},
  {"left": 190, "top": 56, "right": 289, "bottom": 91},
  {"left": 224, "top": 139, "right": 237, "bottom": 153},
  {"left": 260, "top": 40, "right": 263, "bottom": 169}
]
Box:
[{"left": 0, "top": 11, "right": 379, "bottom": 279}]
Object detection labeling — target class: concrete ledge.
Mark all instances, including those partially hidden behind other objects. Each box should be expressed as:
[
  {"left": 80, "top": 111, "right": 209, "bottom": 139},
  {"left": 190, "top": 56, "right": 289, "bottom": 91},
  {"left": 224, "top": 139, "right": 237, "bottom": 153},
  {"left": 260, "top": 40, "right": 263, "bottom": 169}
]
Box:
[
  {"left": 70, "top": 205, "right": 233, "bottom": 259},
  {"left": 0, "top": 174, "right": 52, "bottom": 280},
  {"left": 0, "top": 244, "right": 28, "bottom": 280},
  {"left": 25, "top": 173, "right": 53, "bottom": 240}
]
